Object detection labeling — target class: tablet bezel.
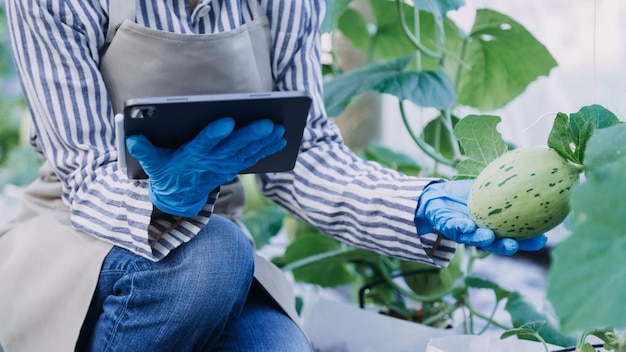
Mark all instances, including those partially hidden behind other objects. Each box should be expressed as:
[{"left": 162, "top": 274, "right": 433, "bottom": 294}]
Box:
[{"left": 116, "top": 91, "right": 313, "bottom": 179}]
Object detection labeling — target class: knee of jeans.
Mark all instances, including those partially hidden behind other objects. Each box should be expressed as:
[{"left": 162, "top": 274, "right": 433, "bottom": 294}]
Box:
[{"left": 174, "top": 216, "right": 255, "bottom": 304}]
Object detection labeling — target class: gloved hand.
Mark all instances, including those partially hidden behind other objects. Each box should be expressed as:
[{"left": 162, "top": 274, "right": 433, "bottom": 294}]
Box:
[
  {"left": 126, "top": 117, "right": 286, "bottom": 217},
  {"left": 414, "top": 179, "right": 547, "bottom": 256}
]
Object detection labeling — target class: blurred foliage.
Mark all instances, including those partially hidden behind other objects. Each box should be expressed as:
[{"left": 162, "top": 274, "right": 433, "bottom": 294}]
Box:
[
  {"left": 0, "top": 2, "right": 41, "bottom": 188},
  {"left": 0, "top": 96, "right": 20, "bottom": 164}
]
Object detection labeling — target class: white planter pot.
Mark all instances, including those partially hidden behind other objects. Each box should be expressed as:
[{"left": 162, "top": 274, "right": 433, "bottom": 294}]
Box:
[
  {"left": 301, "top": 296, "right": 463, "bottom": 352},
  {"left": 426, "top": 334, "right": 565, "bottom": 352}
]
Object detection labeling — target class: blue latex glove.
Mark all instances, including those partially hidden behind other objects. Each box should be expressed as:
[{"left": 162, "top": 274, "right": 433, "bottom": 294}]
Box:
[
  {"left": 126, "top": 117, "right": 286, "bottom": 217},
  {"left": 414, "top": 179, "right": 547, "bottom": 256}
]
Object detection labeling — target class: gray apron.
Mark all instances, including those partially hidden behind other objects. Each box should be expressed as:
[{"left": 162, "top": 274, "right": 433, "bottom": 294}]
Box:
[{"left": 0, "top": 1, "right": 301, "bottom": 350}]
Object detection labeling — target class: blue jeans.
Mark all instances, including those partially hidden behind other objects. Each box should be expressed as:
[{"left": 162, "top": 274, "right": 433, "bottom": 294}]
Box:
[{"left": 76, "top": 215, "right": 312, "bottom": 351}]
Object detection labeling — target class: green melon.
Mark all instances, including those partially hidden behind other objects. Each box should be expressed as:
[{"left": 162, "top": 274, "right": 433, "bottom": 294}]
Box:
[
  {"left": 467, "top": 147, "right": 580, "bottom": 240},
  {"left": 401, "top": 246, "right": 463, "bottom": 298}
]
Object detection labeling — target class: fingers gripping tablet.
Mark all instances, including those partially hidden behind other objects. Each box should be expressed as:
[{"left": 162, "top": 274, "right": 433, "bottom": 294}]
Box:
[{"left": 115, "top": 91, "right": 313, "bottom": 179}]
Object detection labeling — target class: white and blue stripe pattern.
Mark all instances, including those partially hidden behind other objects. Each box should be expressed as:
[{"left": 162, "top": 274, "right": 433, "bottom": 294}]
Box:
[{"left": 6, "top": 0, "right": 455, "bottom": 266}]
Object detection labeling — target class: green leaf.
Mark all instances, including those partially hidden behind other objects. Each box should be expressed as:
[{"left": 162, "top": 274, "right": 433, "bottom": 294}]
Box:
[
  {"left": 241, "top": 174, "right": 269, "bottom": 213},
  {"left": 583, "top": 122, "right": 626, "bottom": 178},
  {"left": 500, "top": 320, "right": 546, "bottom": 340},
  {"left": 337, "top": 8, "right": 370, "bottom": 54},
  {"left": 275, "top": 230, "right": 385, "bottom": 288},
  {"left": 337, "top": 0, "right": 463, "bottom": 73},
  {"left": 377, "top": 68, "right": 457, "bottom": 109},
  {"left": 455, "top": 159, "right": 484, "bottom": 180},
  {"left": 464, "top": 276, "right": 511, "bottom": 302},
  {"left": 580, "top": 344, "right": 599, "bottom": 352},
  {"left": 0, "top": 94, "right": 26, "bottom": 168},
  {"left": 324, "top": 57, "right": 456, "bottom": 116},
  {"left": 365, "top": 287, "right": 397, "bottom": 310},
  {"left": 0, "top": 114, "right": 20, "bottom": 165},
  {"left": 401, "top": 248, "right": 463, "bottom": 298},
  {"left": 281, "top": 246, "right": 383, "bottom": 273},
  {"left": 240, "top": 206, "right": 286, "bottom": 249},
  {"left": 548, "top": 123, "right": 626, "bottom": 332},
  {"left": 579, "top": 327, "right": 620, "bottom": 347},
  {"left": 322, "top": 0, "right": 353, "bottom": 33},
  {"left": 374, "top": 8, "right": 463, "bottom": 69},
  {"left": 360, "top": 142, "right": 422, "bottom": 175},
  {"left": 456, "top": 9, "right": 558, "bottom": 110},
  {"left": 453, "top": 115, "right": 508, "bottom": 177},
  {"left": 412, "top": 13, "right": 465, "bottom": 72},
  {"left": 367, "top": 0, "right": 423, "bottom": 60},
  {"left": 281, "top": 215, "right": 319, "bottom": 242},
  {"left": 338, "top": 2, "right": 461, "bottom": 68},
  {"left": 548, "top": 105, "right": 622, "bottom": 165},
  {"left": 240, "top": 174, "right": 286, "bottom": 249},
  {"left": 505, "top": 292, "right": 577, "bottom": 347},
  {"left": 546, "top": 112, "right": 577, "bottom": 162},
  {"left": 422, "top": 114, "right": 460, "bottom": 161},
  {"left": 413, "top": 0, "right": 465, "bottom": 18},
  {"left": 337, "top": 0, "right": 416, "bottom": 61},
  {"left": 547, "top": 165, "right": 626, "bottom": 331},
  {"left": 500, "top": 327, "right": 539, "bottom": 341},
  {"left": 277, "top": 233, "right": 358, "bottom": 287}
]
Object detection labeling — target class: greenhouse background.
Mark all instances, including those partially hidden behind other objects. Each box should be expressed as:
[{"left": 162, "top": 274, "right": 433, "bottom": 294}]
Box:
[
  {"left": 0, "top": 0, "right": 624, "bottom": 350},
  {"left": 380, "top": 0, "right": 625, "bottom": 155}
]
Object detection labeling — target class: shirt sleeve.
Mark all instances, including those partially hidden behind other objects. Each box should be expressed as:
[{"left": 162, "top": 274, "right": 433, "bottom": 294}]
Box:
[
  {"left": 6, "top": 0, "right": 215, "bottom": 261},
  {"left": 259, "top": 0, "right": 456, "bottom": 267}
]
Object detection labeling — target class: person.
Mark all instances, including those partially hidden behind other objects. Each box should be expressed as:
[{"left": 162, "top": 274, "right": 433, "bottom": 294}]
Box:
[{"left": 0, "top": 0, "right": 547, "bottom": 351}]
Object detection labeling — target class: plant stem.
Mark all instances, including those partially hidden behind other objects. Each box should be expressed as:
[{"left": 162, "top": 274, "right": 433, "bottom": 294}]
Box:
[
  {"left": 532, "top": 333, "right": 550, "bottom": 352},
  {"left": 280, "top": 247, "right": 371, "bottom": 272},
  {"left": 398, "top": 100, "right": 456, "bottom": 167},
  {"left": 421, "top": 302, "right": 458, "bottom": 326},
  {"left": 475, "top": 299, "right": 501, "bottom": 335},
  {"left": 465, "top": 303, "right": 511, "bottom": 331},
  {"left": 574, "top": 163, "right": 585, "bottom": 173},
  {"left": 432, "top": 113, "right": 442, "bottom": 174},
  {"left": 577, "top": 328, "right": 626, "bottom": 352},
  {"left": 453, "top": 38, "right": 469, "bottom": 93},
  {"left": 373, "top": 257, "right": 458, "bottom": 303},
  {"left": 617, "top": 333, "right": 626, "bottom": 352},
  {"left": 395, "top": 0, "right": 442, "bottom": 60},
  {"left": 468, "top": 303, "right": 475, "bottom": 334},
  {"left": 466, "top": 247, "right": 491, "bottom": 277},
  {"left": 413, "top": 2, "right": 422, "bottom": 71},
  {"left": 395, "top": 0, "right": 462, "bottom": 172},
  {"left": 329, "top": 35, "right": 342, "bottom": 77},
  {"left": 434, "top": 11, "right": 446, "bottom": 67},
  {"left": 367, "top": 28, "right": 376, "bottom": 65},
  {"left": 440, "top": 109, "right": 462, "bottom": 161}
]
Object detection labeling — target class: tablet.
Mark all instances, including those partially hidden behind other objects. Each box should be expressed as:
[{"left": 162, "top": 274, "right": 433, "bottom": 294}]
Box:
[{"left": 115, "top": 91, "right": 313, "bottom": 179}]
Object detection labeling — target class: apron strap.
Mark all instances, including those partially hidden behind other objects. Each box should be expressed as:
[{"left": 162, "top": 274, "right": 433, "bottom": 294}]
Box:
[
  {"left": 106, "top": 0, "right": 137, "bottom": 45},
  {"left": 246, "top": 0, "right": 265, "bottom": 20}
]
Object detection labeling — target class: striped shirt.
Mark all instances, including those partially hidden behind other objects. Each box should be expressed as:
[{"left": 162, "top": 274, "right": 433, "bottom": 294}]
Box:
[{"left": 6, "top": 0, "right": 456, "bottom": 266}]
